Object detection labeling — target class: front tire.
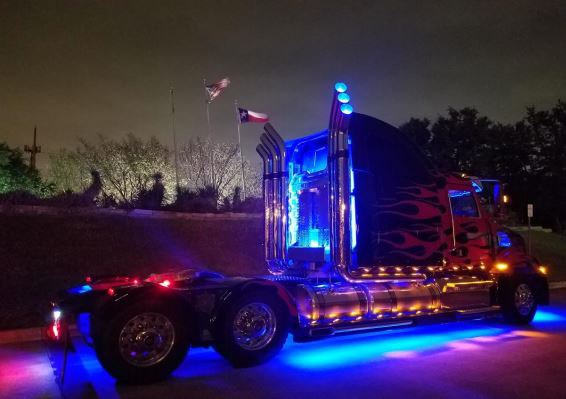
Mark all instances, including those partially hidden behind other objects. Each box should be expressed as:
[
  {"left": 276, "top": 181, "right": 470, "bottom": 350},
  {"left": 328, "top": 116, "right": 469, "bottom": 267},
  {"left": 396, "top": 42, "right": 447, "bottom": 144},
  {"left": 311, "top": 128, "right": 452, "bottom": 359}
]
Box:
[
  {"left": 214, "top": 291, "right": 289, "bottom": 367},
  {"left": 93, "top": 300, "right": 190, "bottom": 383},
  {"left": 501, "top": 280, "right": 537, "bottom": 324}
]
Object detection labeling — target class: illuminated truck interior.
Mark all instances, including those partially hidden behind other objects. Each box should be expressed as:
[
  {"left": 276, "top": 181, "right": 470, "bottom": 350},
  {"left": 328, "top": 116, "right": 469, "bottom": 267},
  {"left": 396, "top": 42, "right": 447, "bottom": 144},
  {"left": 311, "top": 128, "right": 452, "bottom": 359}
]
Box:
[{"left": 287, "top": 133, "right": 332, "bottom": 264}]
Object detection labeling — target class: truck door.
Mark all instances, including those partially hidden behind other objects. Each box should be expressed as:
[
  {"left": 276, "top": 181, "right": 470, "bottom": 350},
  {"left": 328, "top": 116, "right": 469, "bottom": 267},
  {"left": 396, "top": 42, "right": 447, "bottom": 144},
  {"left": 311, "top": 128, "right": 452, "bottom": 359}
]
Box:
[{"left": 446, "top": 183, "right": 493, "bottom": 267}]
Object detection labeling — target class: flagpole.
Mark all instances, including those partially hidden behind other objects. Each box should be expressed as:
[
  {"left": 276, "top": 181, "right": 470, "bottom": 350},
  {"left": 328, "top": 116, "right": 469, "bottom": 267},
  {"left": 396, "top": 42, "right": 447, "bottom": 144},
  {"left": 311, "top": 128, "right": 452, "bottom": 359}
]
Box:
[
  {"left": 170, "top": 86, "right": 180, "bottom": 189},
  {"left": 234, "top": 100, "right": 246, "bottom": 200},
  {"left": 203, "top": 78, "right": 214, "bottom": 187}
]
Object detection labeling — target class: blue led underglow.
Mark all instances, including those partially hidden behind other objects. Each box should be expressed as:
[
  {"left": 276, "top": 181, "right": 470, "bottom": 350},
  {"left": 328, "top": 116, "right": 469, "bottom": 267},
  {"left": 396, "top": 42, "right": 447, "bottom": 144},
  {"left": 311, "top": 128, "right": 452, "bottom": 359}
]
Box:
[
  {"left": 340, "top": 103, "right": 353, "bottom": 115},
  {"left": 497, "top": 230, "right": 512, "bottom": 248},
  {"left": 334, "top": 82, "right": 348, "bottom": 93},
  {"left": 68, "top": 284, "right": 93, "bottom": 295},
  {"left": 337, "top": 92, "right": 350, "bottom": 103}
]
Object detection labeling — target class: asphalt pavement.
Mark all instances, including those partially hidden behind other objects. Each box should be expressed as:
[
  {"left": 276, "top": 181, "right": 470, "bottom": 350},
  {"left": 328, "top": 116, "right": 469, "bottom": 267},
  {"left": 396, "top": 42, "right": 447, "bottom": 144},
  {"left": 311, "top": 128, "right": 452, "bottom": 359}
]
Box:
[{"left": 2, "top": 289, "right": 566, "bottom": 399}]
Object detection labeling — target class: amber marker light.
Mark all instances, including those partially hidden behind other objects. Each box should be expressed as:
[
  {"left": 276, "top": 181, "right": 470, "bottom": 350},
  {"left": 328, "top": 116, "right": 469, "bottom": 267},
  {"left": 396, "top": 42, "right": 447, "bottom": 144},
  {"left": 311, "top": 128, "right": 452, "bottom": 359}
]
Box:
[
  {"left": 494, "top": 262, "right": 509, "bottom": 272},
  {"left": 538, "top": 266, "right": 548, "bottom": 275}
]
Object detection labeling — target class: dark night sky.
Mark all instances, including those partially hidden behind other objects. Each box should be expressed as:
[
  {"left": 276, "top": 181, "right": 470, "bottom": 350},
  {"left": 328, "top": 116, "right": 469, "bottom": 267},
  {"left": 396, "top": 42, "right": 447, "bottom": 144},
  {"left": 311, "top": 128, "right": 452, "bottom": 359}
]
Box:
[{"left": 1, "top": 0, "right": 565, "bottom": 170}]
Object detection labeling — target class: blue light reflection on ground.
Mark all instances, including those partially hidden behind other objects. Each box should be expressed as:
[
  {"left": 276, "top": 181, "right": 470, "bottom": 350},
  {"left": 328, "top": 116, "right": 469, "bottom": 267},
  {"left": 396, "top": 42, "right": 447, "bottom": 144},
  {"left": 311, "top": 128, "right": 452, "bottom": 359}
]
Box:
[
  {"left": 533, "top": 309, "right": 566, "bottom": 323},
  {"left": 278, "top": 307, "right": 566, "bottom": 370},
  {"left": 66, "top": 306, "right": 566, "bottom": 392},
  {"left": 279, "top": 324, "right": 507, "bottom": 370}
]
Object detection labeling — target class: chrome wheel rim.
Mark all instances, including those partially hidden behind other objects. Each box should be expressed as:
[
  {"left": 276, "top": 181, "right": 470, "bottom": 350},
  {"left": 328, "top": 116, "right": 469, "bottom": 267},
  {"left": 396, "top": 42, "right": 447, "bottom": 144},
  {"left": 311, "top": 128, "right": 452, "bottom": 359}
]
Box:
[
  {"left": 515, "top": 284, "right": 535, "bottom": 316},
  {"left": 118, "top": 312, "right": 175, "bottom": 367},
  {"left": 233, "top": 302, "right": 277, "bottom": 351}
]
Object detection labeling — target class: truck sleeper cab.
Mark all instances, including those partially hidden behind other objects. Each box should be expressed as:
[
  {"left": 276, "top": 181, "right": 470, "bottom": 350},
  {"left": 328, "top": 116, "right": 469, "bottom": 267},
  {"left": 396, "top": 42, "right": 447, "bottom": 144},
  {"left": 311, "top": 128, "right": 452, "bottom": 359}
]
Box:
[{"left": 47, "top": 83, "right": 549, "bottom": 384}]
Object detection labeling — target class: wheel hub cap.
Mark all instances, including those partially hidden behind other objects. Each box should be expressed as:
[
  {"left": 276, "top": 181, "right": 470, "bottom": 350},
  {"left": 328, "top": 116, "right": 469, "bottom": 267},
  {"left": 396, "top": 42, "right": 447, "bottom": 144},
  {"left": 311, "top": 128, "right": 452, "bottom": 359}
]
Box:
[
  {"left": 233, "top": 302, "right": 277, "bottom": 351},
  {"left": 119, "top": 312, "right": 175, "bottom": 367},
  {"left": 515, "top": 284, "right": 534, "bottom": 316}
]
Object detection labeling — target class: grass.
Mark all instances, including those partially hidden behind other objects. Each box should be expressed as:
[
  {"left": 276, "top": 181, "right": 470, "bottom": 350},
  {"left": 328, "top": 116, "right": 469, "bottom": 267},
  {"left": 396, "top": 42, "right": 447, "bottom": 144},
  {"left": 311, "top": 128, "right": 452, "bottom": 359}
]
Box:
[{"left": 520, "top": 230, "right": 566, "bottom": 282}]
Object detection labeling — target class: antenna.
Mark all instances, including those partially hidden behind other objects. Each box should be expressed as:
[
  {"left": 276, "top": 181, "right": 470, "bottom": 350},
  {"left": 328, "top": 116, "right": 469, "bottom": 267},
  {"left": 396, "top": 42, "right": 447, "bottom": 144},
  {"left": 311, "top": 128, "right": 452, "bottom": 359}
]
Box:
[
  {"left": 170, "top": 87, "right": 180, "bottom": 189},
  {"left": 24, "top": 125, "right": 41, "bottom": 171}
]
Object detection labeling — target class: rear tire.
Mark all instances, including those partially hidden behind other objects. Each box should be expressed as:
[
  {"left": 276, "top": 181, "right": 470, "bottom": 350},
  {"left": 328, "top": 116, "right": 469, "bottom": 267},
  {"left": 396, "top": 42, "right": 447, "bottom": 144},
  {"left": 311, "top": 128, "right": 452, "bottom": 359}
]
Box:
[
  {"left": 93, "top": 300, "right": 190, "bottom": 384},
  {"left": 501, "top": 279, "right": 537, "bottom": 324},
  {"left": 214, "top": 291, "right": 289, "bottom": 367}
]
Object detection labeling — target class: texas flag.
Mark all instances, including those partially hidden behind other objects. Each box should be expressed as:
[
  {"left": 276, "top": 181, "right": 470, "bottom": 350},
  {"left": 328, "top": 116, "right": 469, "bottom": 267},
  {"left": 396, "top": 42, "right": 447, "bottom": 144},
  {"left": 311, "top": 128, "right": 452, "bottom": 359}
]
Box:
[{"left": 238, "top": 107, "right": 269, "bottom": 123}]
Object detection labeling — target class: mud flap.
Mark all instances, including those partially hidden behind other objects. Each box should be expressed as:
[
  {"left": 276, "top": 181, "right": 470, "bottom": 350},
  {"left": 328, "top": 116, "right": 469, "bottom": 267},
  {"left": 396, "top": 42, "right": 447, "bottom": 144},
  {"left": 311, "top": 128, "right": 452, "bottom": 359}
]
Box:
[{"left": 44, "top": 324, "right": 97, "bottom": 398}]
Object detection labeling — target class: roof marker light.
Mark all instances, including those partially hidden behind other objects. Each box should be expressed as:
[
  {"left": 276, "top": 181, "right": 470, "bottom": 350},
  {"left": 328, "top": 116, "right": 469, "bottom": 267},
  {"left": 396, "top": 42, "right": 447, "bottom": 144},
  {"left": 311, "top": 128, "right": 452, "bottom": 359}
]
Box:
[
  {"left": 337, "top": 92, "right": 350, "bottom": 103},
  {"left": 340, "top": 103, "right": 353, "bottom": 115},
  {"left": 334, "top": 82, "right": 347, "bottom": 93}
]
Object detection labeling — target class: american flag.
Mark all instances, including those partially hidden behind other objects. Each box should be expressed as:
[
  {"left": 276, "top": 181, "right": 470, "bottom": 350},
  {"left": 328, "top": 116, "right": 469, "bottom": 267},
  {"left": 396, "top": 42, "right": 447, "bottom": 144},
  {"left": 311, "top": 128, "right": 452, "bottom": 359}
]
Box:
[{"left": 205, "top": 77, "right": 230, "bottom": 103}]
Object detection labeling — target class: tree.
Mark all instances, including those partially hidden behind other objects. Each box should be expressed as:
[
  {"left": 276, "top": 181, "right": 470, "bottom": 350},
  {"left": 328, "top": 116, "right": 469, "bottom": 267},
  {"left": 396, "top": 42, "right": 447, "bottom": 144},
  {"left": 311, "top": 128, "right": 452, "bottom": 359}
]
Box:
[
  {"left": 519, "top": 102, "right": 566, "bottom": 231},
  {"left": 178, "top": 137, "right": 261, "bottom": 202},
  {"left": 0, "top": 142, "right": 52, "bottom": 197},
  {"left": 399, "top": 117, "right": 432, "bottom": 149},
  {"left": 47, "top": 148, "right": 91, "bottom": 193},
  {"left": 400, "top": 108, "right": 495, "bottom": 174},
  {"left": 76, "top": 134, "right": 174, "bottom": 206},
  {"left": 428, "top": 108, "right": 493, "bottom": 174},
  {"left": 399, "top": 101, "right": 566, "bottom": 233}
]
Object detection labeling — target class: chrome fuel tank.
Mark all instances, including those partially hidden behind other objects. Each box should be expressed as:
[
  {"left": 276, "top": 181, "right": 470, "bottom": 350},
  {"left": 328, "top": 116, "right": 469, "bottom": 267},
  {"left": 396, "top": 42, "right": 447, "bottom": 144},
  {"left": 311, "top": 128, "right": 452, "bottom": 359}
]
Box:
[
  {"left": 296, "top": 277, "right": 491, "bottom": 326},
  {"left": 296, "top": 283, "right": 368, "bottom": 323}
]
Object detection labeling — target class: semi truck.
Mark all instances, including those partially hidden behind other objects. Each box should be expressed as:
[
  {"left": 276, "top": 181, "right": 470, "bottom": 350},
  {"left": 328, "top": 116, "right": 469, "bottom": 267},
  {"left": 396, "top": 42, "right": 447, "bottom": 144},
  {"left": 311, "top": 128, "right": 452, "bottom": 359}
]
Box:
[{"left": 47, "top": 82, "right": 549, "bottom": 383}]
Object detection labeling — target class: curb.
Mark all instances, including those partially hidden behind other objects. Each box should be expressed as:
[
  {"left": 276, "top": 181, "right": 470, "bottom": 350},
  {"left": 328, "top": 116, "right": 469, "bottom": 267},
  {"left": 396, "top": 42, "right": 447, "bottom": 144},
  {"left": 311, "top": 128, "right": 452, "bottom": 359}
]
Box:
[
  {"left": 0, "top": 327, "right": 44, "bottom": 345},
  {"left": 2, "top": 281, "right": 566, "bottom": 345},
  {"left": 0, "top": 204, "right": 263, "bottom": 221},
  {"left": 0, "top": 325, "right": 80, "bottom": 346}
]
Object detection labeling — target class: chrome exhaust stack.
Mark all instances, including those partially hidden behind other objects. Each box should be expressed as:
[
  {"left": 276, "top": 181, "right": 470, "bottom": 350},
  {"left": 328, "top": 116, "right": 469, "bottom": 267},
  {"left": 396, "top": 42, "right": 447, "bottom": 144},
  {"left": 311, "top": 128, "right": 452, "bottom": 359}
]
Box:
[
  {"left": 256, "top": 143, "right": 274, "bottom": 265},
  {"left": 327, "top": 84, "right": 355, "bottom": 282},
  {"left": 264, "top": 124, "right": 288, "bottom": 265},
  {"left": 327, "top": 84, "right": 425, "bottom": 283},
  {"left": 258, "top": 123, "right": 287, "bottom": 274}
]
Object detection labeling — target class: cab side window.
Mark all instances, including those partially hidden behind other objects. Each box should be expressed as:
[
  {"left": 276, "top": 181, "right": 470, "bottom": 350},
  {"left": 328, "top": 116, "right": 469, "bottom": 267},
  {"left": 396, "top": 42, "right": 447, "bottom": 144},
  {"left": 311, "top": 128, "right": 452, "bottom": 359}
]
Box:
[{"left": 449, "top": 190, "right": 479, "bottom": 217}]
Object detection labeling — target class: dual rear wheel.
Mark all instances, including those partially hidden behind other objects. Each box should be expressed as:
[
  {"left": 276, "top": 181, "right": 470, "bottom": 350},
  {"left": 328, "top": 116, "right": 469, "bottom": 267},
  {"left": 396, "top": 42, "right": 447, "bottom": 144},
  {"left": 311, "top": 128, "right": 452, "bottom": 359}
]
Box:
[
  {"left": 93, "top": 301, "right": 190, "bottom": 384},
  {"left": 213, "top": 292, "right": 290, "bottom": 367},
  {"left": 92, "top": 291, "right": 289, "bottom": 383}
]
